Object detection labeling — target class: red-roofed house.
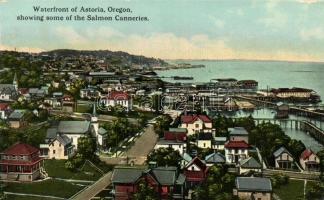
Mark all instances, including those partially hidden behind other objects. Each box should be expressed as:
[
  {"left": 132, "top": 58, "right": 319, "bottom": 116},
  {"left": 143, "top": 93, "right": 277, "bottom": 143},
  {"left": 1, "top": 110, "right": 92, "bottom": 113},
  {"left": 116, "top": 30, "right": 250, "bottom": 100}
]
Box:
[
  {"left": 0, "top": 143, "right": 45, "bottom": 182},
  {"left": 225, "top": 140, "right": 250, "bottom": 164},
  {"left": 299, "top": 149, "right": 320, "bottom": 171},
  {"left": 179, "top": 114, "right": 212, "bottom": 135},
  {"left": 184, "top": 157, "right": 208, "bottom": 187},
  {"left": 0, "top": 103, "right": 10, "bottom": 119},
  {"left": 100, "top": 91, "right": 132, "bottom": 112}
]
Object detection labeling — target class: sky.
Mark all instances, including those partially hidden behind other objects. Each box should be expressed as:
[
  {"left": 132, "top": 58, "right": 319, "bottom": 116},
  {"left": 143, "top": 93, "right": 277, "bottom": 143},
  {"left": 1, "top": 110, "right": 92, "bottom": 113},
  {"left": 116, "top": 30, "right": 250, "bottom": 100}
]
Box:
[{"left": 0, "top": 0, "right": 324, "bottom": 61}]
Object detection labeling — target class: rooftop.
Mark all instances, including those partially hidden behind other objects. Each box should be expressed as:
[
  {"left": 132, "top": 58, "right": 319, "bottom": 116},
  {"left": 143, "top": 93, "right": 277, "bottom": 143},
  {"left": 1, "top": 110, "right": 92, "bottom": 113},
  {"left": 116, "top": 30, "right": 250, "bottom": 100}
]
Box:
[
  {"left": 225, "top": 140, "right": 250, "bottom": 149},
  {"left": 58, "top": 121, "right": 90, "bottom": 134},
  {"left": 235, "top": 177, "right": 272, "bottom": 192},
  {"left": 229, "top": 127, "right": 249, "bottom": 136},
  {"left": 1, "top": 143, "right": 39, "bottom": 156}
]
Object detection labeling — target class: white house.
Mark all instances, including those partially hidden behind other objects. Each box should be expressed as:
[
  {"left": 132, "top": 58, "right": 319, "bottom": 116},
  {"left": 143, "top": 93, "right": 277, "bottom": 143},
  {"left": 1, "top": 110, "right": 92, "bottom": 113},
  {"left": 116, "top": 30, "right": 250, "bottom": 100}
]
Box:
[
  {"left": 100, "top": 91, "right": 132, "bottom": 112},
  {"left": 273, "top": 147, "right": 294, "bottom": 169},
  {"left": 179, "top": 114, "right": 212, "bottom": 135},
  {"left": 224, "top": 140, "right": 250, "bottom": 164},
  {"left": 154, "top": 139, "right": 187, "bottom": 155},
  {"left": 197, "top": 132, "right": 213, "bottom": 149}
]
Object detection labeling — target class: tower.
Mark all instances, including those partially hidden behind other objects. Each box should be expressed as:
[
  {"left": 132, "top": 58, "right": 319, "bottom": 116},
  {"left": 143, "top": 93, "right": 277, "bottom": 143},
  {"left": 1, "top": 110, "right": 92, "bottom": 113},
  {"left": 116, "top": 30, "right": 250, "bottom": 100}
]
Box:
[
  {"left": 13, "top": 73, "right": 18, "bottom": 90},
  {"left": 91, "top": 102, "right": 100, "bottom": 144}
]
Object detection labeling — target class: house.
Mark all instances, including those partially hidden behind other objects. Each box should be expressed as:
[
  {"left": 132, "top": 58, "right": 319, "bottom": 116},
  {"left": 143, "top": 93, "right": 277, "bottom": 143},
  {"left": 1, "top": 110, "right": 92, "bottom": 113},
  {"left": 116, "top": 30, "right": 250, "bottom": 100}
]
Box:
[
  {"left": 0, "top": 74, "right": 18, "bottom": 101},
  {"left": 41, "top": 135, "right": 74, "bottom": 159},
  {"left": 239, "top": 157, "right": 262, "bottom": 174},
  {"left": 111, "top": 166, "right": 186, "bottom": 200},
  {"left": 184, "top": 157, "right": 208, "bottom": 186},
  {"left": 62, "top": 94, "right": 75, "bottom": 112},
  {"left": 8, "top": 109, "right": 28, "bottom": 128},
  {"left": 0, "top": 103, "right": 10, "bottom": 119},
  {"left": 205, "top": 152, "right": 225, "bottom": 166},
  {"left": 273, "top": 147, "right": 294, "bottom": 169},
  {"left": 197, "top": 132, "right": 213, "bottom": 149},
  {"left": 179, "top": 114, "right": 212, "bottom": 135},
  {"left": 224, "top": 140, "right": 250, "bottom": 164},
  {"left": 299, "top": 149, "right": 320, "bottom": 171},
  {"left": 229, "top": 127, "right": 249, "bottom": 143},
  {"left": 154, "top": 139, "right": 187, "bottom": 155},
  {"left": 28, "top": 88, "right": 46, "bottom": 99},
  {"left": 213, "top": 137, "right": 227, "bottom": 150},
  {"left": 233, "top": 177, "right": 272, "bottom": 200},
  {"left": 0, "top": 143, "right": 45, "bottom": 182},
  {"left": 100, "top": 91, "right": 132, "bottom": 112}
]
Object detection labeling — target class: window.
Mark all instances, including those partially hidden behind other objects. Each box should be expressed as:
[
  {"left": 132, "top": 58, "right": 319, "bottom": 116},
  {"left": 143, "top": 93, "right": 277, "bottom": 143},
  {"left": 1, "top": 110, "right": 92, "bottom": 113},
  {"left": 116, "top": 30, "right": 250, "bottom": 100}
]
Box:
[
  {"left": 195, "top": 124, "right": 199, "bottom": 128},
  {"left": 59, "top": 144, "right": 61, "bottom": 147},
  {"left": 191, "top": 166, "right": 194, "bottom": 171},
  {"left": 203, "top": 143, "right": 206, "bottom": 147},
  {"left": 53, "top": 150, "right": 56, "bottom": 154}
]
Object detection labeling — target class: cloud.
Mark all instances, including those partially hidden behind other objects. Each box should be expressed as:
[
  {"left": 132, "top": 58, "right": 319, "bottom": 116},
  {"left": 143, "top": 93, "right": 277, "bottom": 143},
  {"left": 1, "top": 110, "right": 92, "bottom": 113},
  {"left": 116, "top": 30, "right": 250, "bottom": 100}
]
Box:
[
  {"left": 258, "top": 0, "right": 288, "bottom": 30},
  {"left": 0, "top": 0, "right": 7, "bottom": 3},
  {"left": 300, "top": 27, "right": 324, "bottom": 40}
]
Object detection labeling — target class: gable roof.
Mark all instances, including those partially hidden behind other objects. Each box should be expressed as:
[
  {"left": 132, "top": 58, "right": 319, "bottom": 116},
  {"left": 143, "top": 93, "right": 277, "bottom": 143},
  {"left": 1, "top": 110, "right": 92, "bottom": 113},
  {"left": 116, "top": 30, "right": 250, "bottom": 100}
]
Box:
[
  {"left": 51, "top": 135, "right": 72, "bottom": 147},
  {"left": 112, "top": 167, "right": 144, "bottom": 184},
  {"left": 186, "top": 157, "right": 207, "bottom": 172},
  {"left": 225, "top": 140, "right": 250, "bottom": 149},
  {"left": 58, "top": 121, "right": 90, "bottom": 134},
  {"left": 273, "top": 147, "right": 292, "bottom": 158},
  {"left": 205, "top": 152, "right": 225, "bottom": 164},
  {"left": 236, "top": 177, "right": 272, "bottom": 192},
  {"left": 8, "top": 109, "right": 26, "bottom": 120},
  {"left": 182, "top": 153, "right": 193, "bottom": 162},
  {"left": 300, "top": 149, "right": 316, "bottom": 160},
  {"left": 181, "top": 114, "right": 211, "bottom": 124},
  {"left": 229, "top": 127, "right": 249, "bottom": 136},
  {"left": 151, "top": 167, "right": 177, "bottom": 186},
  {"left": 239, "top": 157, "right": 261, "bottom": 169},
  {"left": 2, "top": 143, "right": 39, "bottom": 156}
]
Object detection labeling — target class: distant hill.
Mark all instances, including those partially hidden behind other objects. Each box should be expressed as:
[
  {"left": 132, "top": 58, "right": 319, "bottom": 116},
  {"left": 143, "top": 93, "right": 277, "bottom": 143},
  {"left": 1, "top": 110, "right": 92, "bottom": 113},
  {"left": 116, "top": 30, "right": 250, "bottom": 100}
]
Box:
[{"left": 39, "top": 49, "right": 168, "bottom": 66}]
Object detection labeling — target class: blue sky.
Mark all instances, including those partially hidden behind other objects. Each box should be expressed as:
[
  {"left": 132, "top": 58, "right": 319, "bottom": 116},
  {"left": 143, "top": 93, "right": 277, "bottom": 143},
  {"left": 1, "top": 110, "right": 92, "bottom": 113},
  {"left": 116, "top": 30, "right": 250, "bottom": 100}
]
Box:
[{"left": 0, "top": 0, "right": 324, "bottom": 61}]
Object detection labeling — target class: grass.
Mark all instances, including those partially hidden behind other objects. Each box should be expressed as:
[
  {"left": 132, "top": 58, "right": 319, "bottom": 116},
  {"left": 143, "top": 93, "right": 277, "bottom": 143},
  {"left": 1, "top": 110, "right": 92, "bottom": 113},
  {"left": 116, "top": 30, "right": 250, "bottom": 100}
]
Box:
[
  {"left": 76, "top": 104, "right": 92, "bottom": 113},
  {"left": 274, "top": 179, "right": 304, "bottom": 200},
  {"left": 5, "top": 194, "right": 48, "bottom": 200},
  {"left": 4, "top": 179, "right": 84, "bottom": 198},
  {"left": 44, "top": 159, "right": 113, "bottom": 181}
]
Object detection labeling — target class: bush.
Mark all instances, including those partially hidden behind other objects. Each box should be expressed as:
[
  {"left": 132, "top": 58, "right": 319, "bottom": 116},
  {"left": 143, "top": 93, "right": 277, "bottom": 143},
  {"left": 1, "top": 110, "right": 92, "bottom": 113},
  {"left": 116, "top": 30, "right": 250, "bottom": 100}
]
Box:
[{"left": 271, "top": 173, "right": 289, "bottom": 188}]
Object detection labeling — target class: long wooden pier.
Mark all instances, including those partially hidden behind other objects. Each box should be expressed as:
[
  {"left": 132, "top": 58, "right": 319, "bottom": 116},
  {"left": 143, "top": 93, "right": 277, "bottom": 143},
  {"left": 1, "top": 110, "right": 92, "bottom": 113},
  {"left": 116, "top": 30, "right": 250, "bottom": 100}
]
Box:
[
  {"left": 239, "top": 117, "right": 324, "bottom": 145},
  {"left": 234, "top": 95, "right": 324, "bottom": 120}
]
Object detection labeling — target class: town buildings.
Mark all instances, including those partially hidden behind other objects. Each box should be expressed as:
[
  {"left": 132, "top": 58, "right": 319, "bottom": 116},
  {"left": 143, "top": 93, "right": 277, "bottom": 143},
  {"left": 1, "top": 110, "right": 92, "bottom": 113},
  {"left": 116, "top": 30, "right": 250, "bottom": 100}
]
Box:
[
  {"left": 299, "top": 149, "right": 320, "bottom": 171},
  {"left": 233, "top": 177, "right": 272, "bottom": 200},
  {"left": 179, "top": 114, "right": 212, "bottom": 135},
  {"left": 273, "top": 147, "right": 294, "bottom": 169}
]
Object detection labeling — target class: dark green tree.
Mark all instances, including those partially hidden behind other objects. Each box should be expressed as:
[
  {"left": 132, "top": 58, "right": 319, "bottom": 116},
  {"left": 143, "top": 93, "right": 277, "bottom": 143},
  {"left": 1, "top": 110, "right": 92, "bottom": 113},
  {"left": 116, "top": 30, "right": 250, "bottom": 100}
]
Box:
[
  {"left": 133, "top": 180, "right": 158, "bottom": 200},
  {"left": 147, "top": 148, "right": 181, "bottom": 168}
]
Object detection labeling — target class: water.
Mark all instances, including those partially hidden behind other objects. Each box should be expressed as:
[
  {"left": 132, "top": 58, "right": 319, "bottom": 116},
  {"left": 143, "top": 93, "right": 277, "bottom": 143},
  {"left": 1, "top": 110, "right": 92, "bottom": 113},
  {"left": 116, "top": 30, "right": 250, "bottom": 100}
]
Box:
[
  {"left": 158, "top": 60, "right": 324, "bottom": 99},
  {"left": 157, "top": 60, "right": 324, "bottom": 152}
]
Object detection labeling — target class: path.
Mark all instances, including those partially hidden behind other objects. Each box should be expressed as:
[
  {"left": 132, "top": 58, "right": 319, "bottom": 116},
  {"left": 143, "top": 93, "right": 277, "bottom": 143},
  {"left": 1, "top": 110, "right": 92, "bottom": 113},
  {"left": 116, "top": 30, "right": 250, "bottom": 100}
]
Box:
[
  {"left": 72, "top": 124, "right": 158, "bottom": 199},
  {"left": 70, "top": 172, "right": 112, "bottom": 200}
]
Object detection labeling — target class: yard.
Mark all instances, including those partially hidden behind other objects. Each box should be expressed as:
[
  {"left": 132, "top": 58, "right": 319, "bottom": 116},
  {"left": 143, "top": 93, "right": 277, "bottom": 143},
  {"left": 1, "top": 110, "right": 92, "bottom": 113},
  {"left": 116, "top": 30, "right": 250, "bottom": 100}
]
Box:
[
  {"left": 44, "top": 159, "right": 113, "bottom": 181},
  {"left": 4, "top": 179, "right": 84, "bottom": 199},
  {"left": 274, "top": 179, "right": 305, "bottom": 200}
]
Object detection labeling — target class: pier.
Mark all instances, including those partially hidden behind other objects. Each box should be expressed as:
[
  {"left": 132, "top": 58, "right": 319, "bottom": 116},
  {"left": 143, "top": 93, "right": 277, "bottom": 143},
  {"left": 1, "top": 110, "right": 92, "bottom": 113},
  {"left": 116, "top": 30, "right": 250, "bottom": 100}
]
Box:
[
  {"left": 237, "top": 118, "right": 324, "bottom": 145},
  {"left": 234, "top": 95, "right": 324, "bottom": 120}
]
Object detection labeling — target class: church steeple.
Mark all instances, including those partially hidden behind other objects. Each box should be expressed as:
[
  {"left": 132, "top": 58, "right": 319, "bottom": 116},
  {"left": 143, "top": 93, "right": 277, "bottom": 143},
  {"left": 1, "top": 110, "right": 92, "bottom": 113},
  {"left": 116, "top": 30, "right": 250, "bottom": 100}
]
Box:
[{"left": 13, "top": 72, "right": 18, "bottom": 90}]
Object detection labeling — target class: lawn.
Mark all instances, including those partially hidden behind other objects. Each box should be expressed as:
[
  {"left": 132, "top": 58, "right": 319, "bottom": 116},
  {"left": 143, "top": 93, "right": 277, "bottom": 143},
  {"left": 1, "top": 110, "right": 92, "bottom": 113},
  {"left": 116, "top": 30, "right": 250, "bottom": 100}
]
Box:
[
  {"left": 5, "top": 194, "right": 48, "bottom": 200},
  {"left": 4, "top": 179, "right": 84, "bottom": 198},
  {"left": 76, "top": 104, "right": 92, "bottom": 113},
  {"left": 44, "top": 159, "right": 113, "bottom": 181},
  {"left": 274, "top": 179, "right": 304, "bottom": 200}
]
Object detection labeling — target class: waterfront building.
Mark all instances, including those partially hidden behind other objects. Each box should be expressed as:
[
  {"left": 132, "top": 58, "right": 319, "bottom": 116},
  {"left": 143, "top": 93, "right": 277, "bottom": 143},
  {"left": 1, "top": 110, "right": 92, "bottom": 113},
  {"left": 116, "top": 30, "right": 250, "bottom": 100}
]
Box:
[
  {"left": 299, "top": 149, "right": 320, "bottom": 171},
  {"left": 0, "top": 143, "right": 45, "bottom": 182},
  {"left": 275, "top": 102, "right": 289, "bottom": 119},
  {"left": 111, "top": 166, "right": 186, "bottom": 200},
  {"left": 179, "top": 114, "right": 212, "bottom": 135},
  {"left": 224, "top": 140, "right": 250, "bottom": 164},
  {"left": 233, "top": 177, "right": 272, "bottom": 200},
  {"left": 273, "top": 147, "right": 294, "bottom": 169}
]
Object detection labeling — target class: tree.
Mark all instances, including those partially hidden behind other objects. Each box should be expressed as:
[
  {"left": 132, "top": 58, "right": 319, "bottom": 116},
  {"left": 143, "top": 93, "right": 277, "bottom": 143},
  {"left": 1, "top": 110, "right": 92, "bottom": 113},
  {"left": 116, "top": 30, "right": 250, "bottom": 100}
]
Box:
[
  {"left": 0, "top": 181, "right": 6, "bottom": 200},
  {"left": 77, "top": 137, "right": 97, "bottom": 160},
  {"left": 133, "top": 180, "right": 159, "bottom": 200},
  {"left": 154, "top": 115, "right": 172, "bottom": 138},
  {"left": 306, "top": 182, "right": 324, "bottom": 200},
  {"left": 147, "top": 148, "right": 181, "bottom": 168}
]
